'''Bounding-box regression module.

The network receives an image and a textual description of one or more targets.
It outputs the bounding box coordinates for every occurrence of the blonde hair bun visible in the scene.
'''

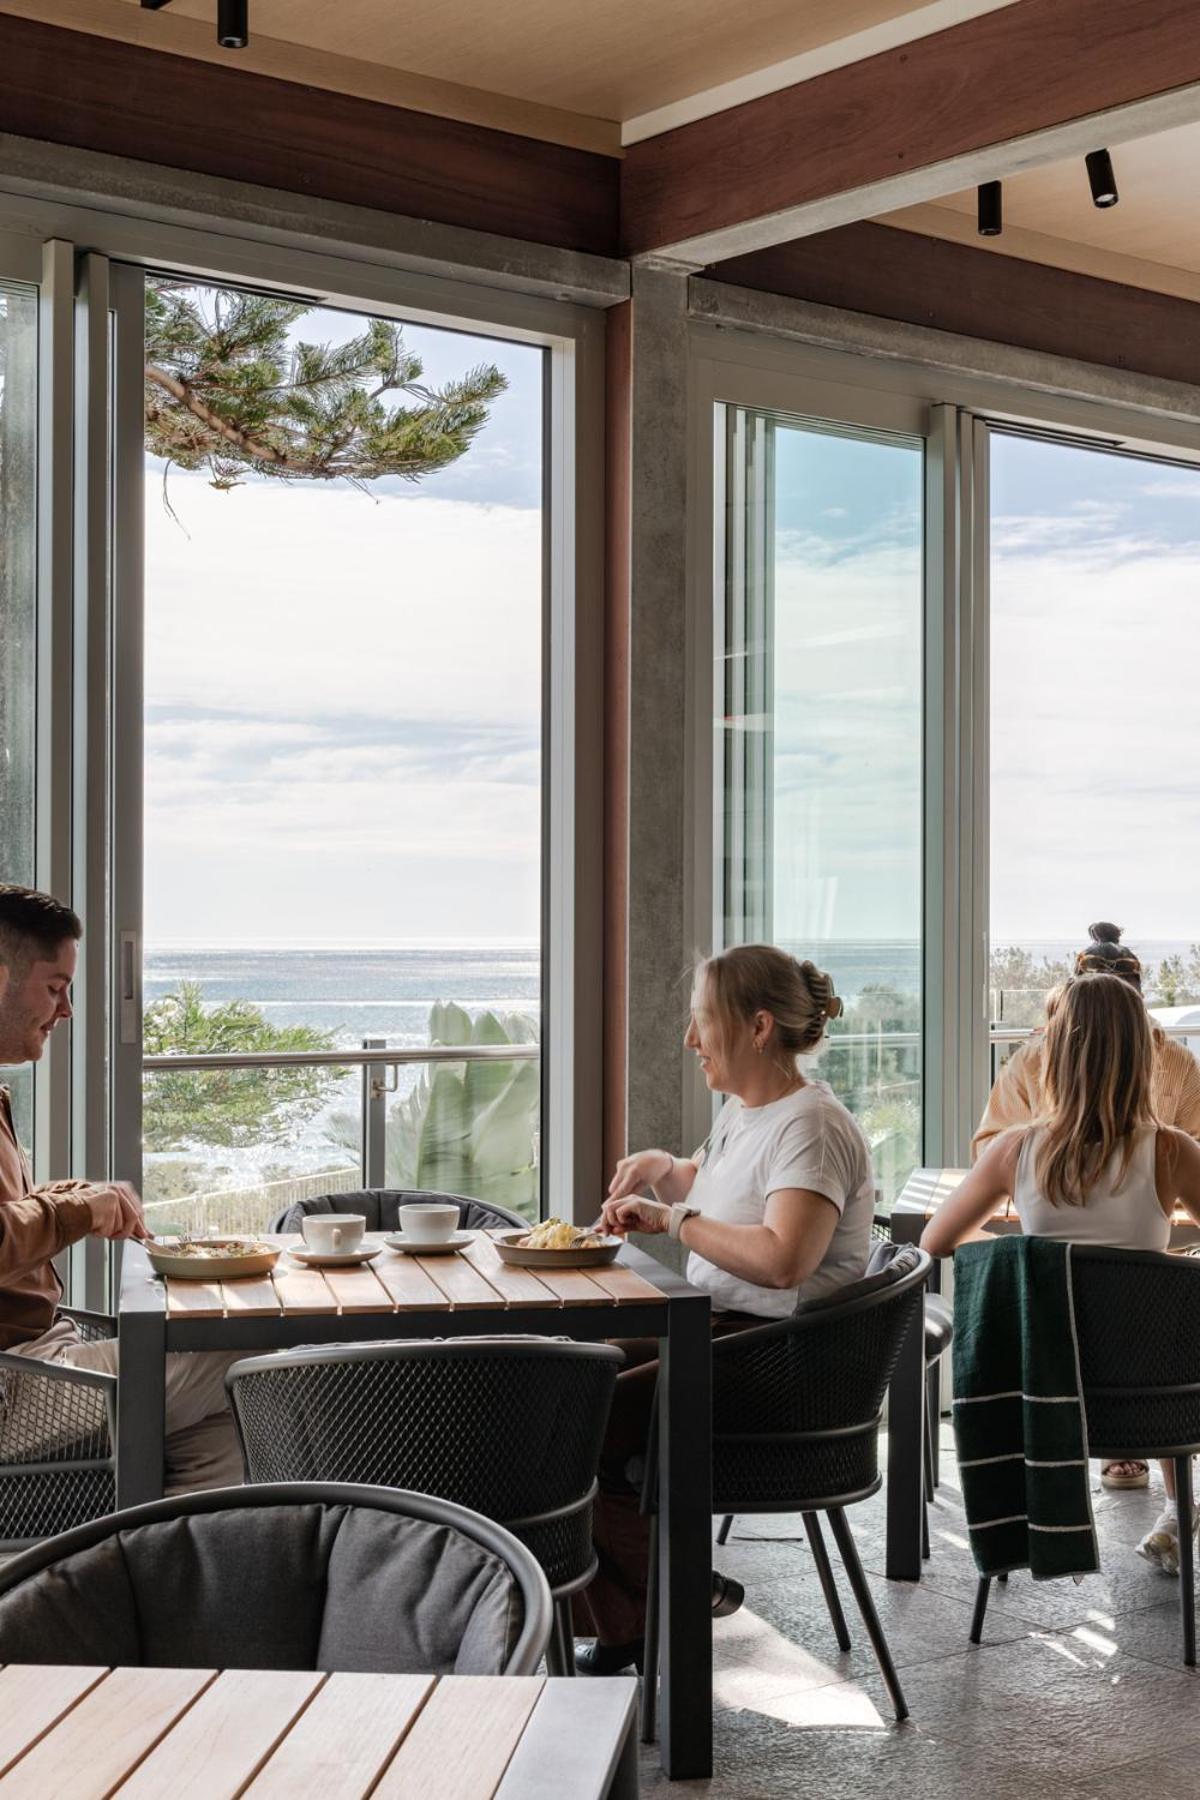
[696,945,842,1072]
[798,958,843,1022]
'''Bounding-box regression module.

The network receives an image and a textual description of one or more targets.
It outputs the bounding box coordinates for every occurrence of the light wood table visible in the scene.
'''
[116,1233,712,1781]
[0,1667,639,1799]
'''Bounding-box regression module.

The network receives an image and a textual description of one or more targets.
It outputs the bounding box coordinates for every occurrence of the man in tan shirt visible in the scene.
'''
[0,884,241,1491]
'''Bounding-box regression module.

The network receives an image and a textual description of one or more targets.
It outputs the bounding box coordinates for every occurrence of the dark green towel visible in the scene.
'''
[952,1235,1098,1580]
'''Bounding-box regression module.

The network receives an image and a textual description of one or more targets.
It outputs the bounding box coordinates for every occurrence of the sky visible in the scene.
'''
[143,297,543,946]
[989,435,1200,943]
[753,421,1200,950]
[144,284,1200,952]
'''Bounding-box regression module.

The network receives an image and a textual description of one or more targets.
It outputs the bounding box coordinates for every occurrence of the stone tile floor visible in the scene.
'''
[636,1443,1199,1798]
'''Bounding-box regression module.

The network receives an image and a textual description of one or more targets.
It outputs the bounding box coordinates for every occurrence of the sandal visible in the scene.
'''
[1101,1459,1150,1490]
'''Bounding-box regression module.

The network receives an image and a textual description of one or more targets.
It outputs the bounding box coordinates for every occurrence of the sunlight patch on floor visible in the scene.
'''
[712,1605,885,1727]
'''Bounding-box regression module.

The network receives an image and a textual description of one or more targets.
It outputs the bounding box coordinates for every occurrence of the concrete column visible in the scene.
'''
[604,262,692,1167]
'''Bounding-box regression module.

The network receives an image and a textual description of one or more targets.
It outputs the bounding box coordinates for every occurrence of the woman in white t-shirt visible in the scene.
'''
[574,944,875,1674]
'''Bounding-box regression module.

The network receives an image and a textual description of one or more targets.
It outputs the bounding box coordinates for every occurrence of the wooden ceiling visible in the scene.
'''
[0,0,1010,150]
[878,121,1200,302]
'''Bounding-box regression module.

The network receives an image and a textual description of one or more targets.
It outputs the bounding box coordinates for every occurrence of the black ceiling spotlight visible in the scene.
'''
[977,180,1002,237]
[1085,148,1118,208]
[140,0,249,50]
[217,0,249,49]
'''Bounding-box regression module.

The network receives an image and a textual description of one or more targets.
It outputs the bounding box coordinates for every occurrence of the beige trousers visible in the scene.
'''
[16,1321,245,1497]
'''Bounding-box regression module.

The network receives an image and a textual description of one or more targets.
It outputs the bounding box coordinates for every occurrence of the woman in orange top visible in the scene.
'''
[973,920,1200,1491]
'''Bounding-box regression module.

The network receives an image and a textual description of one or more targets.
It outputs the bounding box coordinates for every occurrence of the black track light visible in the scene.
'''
[217,0,249,48]
[1085,149,1118,208]
[141,0,248,49]
[977,180,1002,237]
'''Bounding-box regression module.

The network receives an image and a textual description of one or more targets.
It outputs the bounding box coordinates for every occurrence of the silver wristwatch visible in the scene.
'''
[668,1203,699,1241]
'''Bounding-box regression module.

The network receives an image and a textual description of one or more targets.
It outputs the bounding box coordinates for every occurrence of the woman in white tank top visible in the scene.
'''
[923,973,1200,1577]
[1011,1123,1170,1252]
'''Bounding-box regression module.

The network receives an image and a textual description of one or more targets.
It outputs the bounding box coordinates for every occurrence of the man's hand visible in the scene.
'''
[599,1195,672,1237]
[607,1150,674,1202]
[86,1182,151,1242]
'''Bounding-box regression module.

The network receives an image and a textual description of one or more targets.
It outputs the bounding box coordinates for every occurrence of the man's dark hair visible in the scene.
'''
[0,885,82,971]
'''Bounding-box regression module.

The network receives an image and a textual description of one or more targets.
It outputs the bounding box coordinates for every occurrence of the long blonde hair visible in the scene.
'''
[695,945,843,1080]
[1034,972,1157,1207]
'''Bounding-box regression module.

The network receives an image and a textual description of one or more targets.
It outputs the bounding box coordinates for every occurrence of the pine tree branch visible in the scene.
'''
[146,363,298,471]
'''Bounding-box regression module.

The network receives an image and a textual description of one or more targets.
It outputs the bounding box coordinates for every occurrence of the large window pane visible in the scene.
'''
[141,279,544,1226]
[718,409,924,1203]
[0,281,37,1146]
[990,433,1200,1069]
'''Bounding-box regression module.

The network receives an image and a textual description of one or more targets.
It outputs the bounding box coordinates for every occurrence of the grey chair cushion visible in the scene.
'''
[0,1502,524,1675]
[796,1239,923,1315]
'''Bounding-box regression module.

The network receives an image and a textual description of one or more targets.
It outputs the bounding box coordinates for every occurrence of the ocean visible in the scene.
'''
[144,943,542,1049]
[144,936,1200,1048]
[140,937,1199,1212]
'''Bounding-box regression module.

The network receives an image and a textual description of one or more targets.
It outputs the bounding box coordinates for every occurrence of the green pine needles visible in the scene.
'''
[144,281,508,492]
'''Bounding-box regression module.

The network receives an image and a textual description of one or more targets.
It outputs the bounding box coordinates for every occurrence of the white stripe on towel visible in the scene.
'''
[958,1455,1087,1470]
[953,1392,1079,1406]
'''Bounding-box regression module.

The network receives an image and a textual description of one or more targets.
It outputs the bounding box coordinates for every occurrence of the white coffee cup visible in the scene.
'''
[398,1202,459,1245]
[301,1213,366,1254]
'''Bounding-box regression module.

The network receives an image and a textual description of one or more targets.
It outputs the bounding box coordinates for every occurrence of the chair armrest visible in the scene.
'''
[58,1307,117,1342]
[0,1354,117,1466]
[0,1353,116,1394]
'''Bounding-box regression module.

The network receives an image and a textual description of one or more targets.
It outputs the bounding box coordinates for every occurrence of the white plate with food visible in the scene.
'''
[494,1219,622,1269]
[147,1238,282,1281]
[383,1231,475,1256]
[289,1245,382,1269]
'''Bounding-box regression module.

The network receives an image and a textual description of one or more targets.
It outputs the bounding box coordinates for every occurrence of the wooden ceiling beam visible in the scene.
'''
[622,0,1200,265]
[0,14,620,257]
[707,221,1200,390]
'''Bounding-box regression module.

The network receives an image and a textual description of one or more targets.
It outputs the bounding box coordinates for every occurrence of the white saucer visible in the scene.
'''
[384,1231,474,1256]
[291,1245,381,1268]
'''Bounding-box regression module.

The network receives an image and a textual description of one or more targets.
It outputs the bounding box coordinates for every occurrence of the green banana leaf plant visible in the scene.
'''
[387,1002,541,1221]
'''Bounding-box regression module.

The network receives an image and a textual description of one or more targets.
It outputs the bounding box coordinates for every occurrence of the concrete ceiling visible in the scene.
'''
[880,121,1200,302]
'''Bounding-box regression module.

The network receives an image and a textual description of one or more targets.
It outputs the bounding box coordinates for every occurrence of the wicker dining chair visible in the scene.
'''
[969,1244,1200,1666]
[718,1224,952,1560]
[643,1245,931,1737]
[0,1308,117,1550]
[0,1481,553,1676]
[270,1186,529,1236]
[226,1336,622,1677]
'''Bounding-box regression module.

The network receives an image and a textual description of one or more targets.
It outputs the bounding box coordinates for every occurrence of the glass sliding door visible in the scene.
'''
[989,431,1200,1075]
[717,406,925,1202]
[129,274,546,1232]
[0,277,39,1146]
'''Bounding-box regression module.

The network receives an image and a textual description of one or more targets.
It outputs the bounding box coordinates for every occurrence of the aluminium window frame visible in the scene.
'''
[686,319,1200,1170]
[0,190,605,1262]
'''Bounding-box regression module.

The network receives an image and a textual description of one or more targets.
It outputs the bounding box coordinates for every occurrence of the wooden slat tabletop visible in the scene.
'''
[0,1670,638,1799]
[157,1232,670,1321]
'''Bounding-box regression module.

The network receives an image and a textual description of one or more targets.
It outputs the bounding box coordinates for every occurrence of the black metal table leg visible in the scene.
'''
[658,1289,712,1780]
[116,1250,167,1508]
[885,1232,926,1582]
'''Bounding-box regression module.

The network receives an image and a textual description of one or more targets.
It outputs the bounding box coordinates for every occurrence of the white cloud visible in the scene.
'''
[143,473,542,941]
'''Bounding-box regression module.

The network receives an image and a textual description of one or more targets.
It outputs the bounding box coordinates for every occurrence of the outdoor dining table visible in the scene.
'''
[116,1232,711,1781]
[0,1666,639,1798]
[885,1166,1200,1581]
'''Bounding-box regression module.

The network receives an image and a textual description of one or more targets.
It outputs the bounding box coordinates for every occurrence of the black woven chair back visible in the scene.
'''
[1069,1246,1200,1455]
[228,1340,622,1593]
[711,1248,930,1511]
[270,1187,529,1235]
[0,1482,552,1676]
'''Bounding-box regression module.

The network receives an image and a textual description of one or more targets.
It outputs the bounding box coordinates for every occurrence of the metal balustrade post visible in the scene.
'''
[362,1037,389,1189]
